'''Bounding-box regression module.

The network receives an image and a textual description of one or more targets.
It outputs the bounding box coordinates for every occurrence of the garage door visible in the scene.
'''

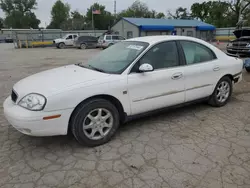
[146,31,161,36]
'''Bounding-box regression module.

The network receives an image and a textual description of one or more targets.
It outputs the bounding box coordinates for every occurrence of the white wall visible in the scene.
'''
[111,19,139,39]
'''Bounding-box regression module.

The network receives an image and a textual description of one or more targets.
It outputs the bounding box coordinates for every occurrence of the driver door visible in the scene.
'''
[127,41,185,115]
[65,35,74,46]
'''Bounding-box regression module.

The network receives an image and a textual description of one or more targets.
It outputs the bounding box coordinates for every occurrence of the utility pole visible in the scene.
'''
[114,0,116,18]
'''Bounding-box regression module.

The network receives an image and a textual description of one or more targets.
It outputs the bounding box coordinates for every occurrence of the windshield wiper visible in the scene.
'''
[76,63,106,73]
[88,65,105,73]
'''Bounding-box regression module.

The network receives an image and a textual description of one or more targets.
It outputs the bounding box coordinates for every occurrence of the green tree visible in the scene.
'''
[118,0,152,18]
[65,10,85,30]
[156,12,165,19]
[191,2,210,21]
[0,0,40,28]
[47,0,70,29]
[168,7,192,19]
[0,17,4,28]
[85,3,114,30]
[229,0,250,26]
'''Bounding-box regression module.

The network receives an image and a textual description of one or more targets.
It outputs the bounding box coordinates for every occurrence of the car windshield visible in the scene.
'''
[78,41,149,74]
[62,35,69,39]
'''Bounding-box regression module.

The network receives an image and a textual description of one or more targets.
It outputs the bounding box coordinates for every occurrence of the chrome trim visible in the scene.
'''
[186,84,213,91]
[133,90,184,102]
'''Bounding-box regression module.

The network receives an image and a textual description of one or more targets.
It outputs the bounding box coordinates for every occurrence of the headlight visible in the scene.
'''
[18,93,46,111]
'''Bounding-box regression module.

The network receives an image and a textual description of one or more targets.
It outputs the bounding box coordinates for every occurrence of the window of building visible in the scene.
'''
[127,31,133,39]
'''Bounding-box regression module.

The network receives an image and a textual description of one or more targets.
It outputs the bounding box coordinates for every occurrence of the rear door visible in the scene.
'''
[177,40,220,102]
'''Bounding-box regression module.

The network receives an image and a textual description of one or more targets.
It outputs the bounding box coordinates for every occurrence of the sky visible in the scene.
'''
[0,0,206,27]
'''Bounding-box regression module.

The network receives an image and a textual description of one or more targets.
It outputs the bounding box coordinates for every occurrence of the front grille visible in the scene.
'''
[11,90,18,103]
[232,42,248,47]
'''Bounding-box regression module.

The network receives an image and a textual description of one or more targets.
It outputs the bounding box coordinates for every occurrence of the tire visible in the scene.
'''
[246,67,250,72]
[208,76,232,107]
[80,43,87,49]
[58,42,65,49]
[108,43,113,47]
[71,99,120,147]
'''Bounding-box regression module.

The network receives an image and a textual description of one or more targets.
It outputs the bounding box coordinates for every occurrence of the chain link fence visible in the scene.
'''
[1,29,107,48]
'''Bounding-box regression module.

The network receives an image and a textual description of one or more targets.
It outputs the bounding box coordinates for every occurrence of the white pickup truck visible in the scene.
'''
[53,34,78,49]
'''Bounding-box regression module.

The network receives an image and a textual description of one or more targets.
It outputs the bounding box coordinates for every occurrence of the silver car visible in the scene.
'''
[98,35,126,49]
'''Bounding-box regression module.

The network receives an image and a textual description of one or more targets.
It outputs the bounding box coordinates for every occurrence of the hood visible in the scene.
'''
[233,29,250,38]
[13,64,110,98]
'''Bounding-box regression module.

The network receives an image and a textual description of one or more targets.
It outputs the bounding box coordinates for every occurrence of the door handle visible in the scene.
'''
[171,73,183,80]
[213,66,220,71]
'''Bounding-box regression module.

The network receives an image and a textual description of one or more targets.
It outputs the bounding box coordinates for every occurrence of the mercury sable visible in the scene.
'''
[3,36,243,147]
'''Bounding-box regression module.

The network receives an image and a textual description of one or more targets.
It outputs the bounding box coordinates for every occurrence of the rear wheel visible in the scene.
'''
[71,99,120,147]
[80,43,87,49]
[208,76,232,107]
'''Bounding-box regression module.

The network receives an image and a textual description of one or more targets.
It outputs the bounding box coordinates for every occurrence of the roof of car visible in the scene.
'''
[126,35,201,44]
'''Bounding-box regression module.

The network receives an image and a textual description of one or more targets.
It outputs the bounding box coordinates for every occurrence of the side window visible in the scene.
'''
[106,36,111,40]
[180,41,216,65]
[112,36,119,40]
[118,36,125,40]
[67,35,73,39]
[73,35,78,38]
[131,41,179,72]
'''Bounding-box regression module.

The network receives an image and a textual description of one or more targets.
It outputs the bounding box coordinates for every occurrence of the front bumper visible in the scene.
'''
[3,96,73,136]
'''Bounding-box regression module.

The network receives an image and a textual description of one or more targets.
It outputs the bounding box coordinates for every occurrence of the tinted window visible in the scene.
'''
[67,35,73,39]
[132,41,179,71]
[118,36,125,40]
[79,36,88,41]
[106,36,111,40]
[112,36,119,40]
[180,41,216,65]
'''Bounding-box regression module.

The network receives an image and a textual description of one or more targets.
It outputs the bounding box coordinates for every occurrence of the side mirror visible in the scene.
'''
[138,63,154,73]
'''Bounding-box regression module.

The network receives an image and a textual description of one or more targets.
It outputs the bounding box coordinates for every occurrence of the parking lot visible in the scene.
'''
[1,43,250,188]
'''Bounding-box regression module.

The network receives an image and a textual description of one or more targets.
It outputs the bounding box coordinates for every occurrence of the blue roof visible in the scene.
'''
[123,17,215,31]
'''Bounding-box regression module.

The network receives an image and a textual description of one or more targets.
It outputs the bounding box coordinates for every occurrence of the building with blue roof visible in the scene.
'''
[111,17,216,41]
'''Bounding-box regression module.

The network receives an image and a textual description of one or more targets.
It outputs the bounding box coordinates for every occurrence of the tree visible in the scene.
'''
[118,0,152,18]
[168,7,192,19]
[156,12,165,19]
[0,0,40,28]
[228,0,250,26]
[118,1,165,19]
[191,2,210,21]
[85,3,114,30]
[64,10,85,30]
[47,0,70,29]
[0,17,4,28]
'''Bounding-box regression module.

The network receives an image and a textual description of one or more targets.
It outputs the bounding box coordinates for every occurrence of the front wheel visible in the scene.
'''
[58,42,65,49]
[71,99,120,147]
[208,76,232,107]
[80,43,87,49]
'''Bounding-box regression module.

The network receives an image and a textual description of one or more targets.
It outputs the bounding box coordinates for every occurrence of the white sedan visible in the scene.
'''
[4,36,243,147]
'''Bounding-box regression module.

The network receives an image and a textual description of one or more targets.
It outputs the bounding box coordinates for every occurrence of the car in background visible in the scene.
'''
[53,34,78,49]
[73,36,98,49]
[244,58,250,72]
[3,36,243,147]
[98,35,125,49]
[226,29,250,57]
